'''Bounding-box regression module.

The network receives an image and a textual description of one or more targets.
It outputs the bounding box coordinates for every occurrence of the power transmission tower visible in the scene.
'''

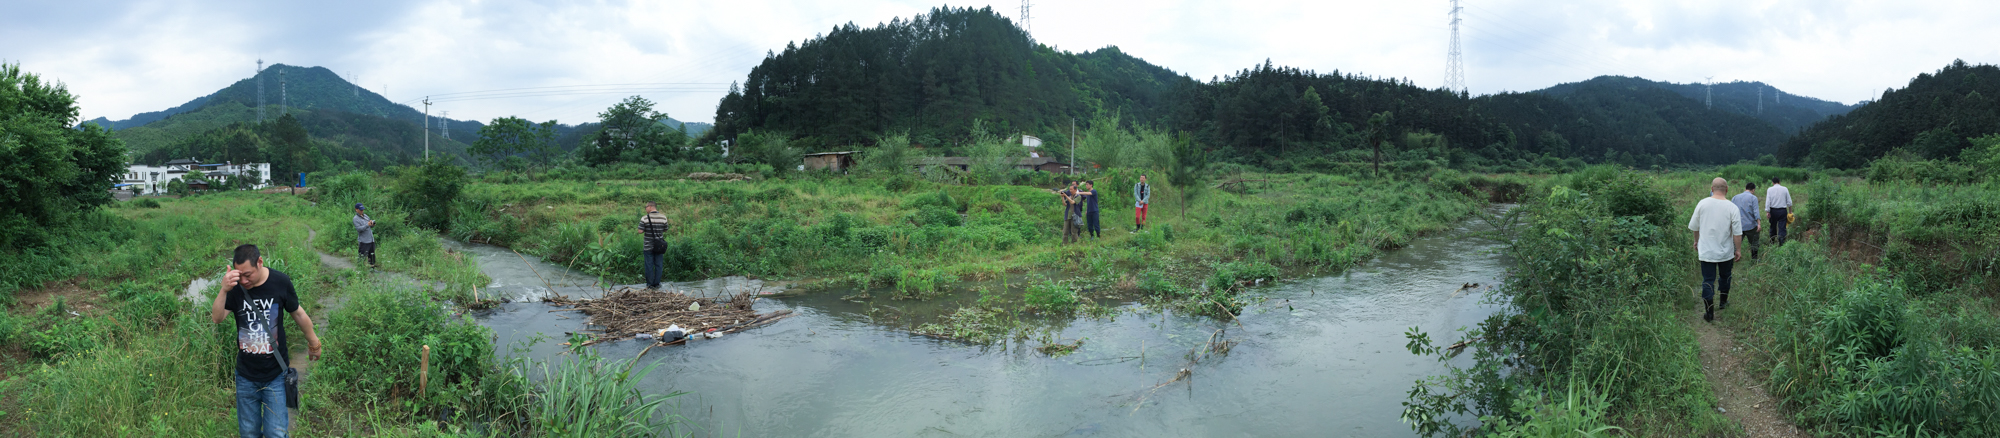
[1020,0,1031,33]
[423,97,432,160]
[351,71,358,98]
[1757,87,1763,115]
[1443,0,1465,94]
[279,67,288,117]
[440,111,450,140]
[256,59,266,122]
[1704,76,1714,109]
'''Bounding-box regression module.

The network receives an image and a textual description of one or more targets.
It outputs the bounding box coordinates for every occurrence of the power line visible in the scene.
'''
[1444,0,1465,93]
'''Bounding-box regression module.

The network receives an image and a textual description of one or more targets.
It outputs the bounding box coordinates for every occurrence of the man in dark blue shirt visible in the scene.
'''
[1083,181,1101,239]
[209,244,322,438]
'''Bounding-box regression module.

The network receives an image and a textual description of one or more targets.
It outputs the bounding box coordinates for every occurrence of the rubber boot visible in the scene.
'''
[1719,292,1729,310]
[1703,298,1715,322]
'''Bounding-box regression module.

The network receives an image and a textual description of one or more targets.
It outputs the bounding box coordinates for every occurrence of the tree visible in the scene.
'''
[1166,132,1210,220]
[0,63,128,247]
[732,130,802,174]
[1365,111,1393,177]
[392,158,467,231]
[966,121,1023,185]
[580,96,687,166]
[471,116,559,172]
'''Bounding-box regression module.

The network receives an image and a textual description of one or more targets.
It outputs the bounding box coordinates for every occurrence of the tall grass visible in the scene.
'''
[1404,167,1730,436]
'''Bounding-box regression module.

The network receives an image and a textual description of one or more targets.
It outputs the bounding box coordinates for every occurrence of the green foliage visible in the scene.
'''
[1555,165,1673,226]
[857,132,922,176]
[1784,60,2000,166]
[731,130,803,174]
[1022,278,1080,313]
[1866,152,1983,185]
[317,285,494,403]
[392,159,468,230]
[579,95,700,166]
[1752,247,2000,436]
[1405,170,1728,437]
[514,349,684,437]
[1719,163,1812,186]
[0,62,130,249]
[471,116,560,171]
[966,120,1025,185]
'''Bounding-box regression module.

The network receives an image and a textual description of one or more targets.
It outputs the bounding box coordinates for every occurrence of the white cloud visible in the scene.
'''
[5,0,1998,125]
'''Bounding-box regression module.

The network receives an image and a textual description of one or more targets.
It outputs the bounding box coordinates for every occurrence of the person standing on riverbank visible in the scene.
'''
[1766,178,1793,246]
[1058,182,1081,244]
[1733,182,1762,261]
[353,203,376,268]
[1083,180,1102,239]
[639,202,671,290]
[210,244,322,438]
[1133,175,1151,231]
[1689,177,1744,322]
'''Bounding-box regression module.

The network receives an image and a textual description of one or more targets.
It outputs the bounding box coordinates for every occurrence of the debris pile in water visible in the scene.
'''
[548,287,792,346]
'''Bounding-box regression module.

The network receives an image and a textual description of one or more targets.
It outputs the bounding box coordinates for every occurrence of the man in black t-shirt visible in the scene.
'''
[208,244,322,438]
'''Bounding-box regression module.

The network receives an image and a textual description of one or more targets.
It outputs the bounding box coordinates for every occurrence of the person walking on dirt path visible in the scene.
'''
[1133,175,1152,231]
[1083,180,1102,239]
[353,203,376,268]
[210,244,322,438]
[1766,178,1793,246]
[639,202,672,290]
[1690,177,1744,322]
[1733,181,1762,261]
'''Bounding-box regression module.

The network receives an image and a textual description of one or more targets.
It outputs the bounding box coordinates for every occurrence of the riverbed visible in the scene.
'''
[469,211,1513,437]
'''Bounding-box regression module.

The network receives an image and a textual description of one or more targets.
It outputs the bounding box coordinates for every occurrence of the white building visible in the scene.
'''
[123,158,273,194]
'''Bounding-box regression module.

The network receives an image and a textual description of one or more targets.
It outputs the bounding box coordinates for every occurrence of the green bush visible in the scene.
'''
[0,310,19,346]
[317,286,494,402]
[1023,278,1080,312]
[907,206,962,227]
[391,159,468,231]
[28,315,107,360]
[1720,163,1811,186]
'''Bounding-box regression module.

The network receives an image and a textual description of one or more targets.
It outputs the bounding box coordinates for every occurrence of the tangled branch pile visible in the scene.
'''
[549,287,790,345]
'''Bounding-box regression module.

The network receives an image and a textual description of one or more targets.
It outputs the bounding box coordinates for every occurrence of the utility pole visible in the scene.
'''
[1704,76,1714,109]
[1069,118,1076,175]
[1443,0,1465,94]
[256,59,266,122]
[423,97,432,160]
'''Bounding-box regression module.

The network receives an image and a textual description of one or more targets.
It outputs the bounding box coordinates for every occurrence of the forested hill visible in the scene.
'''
[1539,76,1855,134]
[708,6,1808,167]
[90,64,485,137]
[1780,60,2000,168]
[709,6,1195,149]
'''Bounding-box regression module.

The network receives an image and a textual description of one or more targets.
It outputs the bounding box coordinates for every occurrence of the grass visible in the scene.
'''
[1723,178,2000,436]
[0,189,694,436]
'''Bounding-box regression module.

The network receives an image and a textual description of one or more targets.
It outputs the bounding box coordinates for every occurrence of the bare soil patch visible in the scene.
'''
[13,276,107,317]
[1690,287,1806,438]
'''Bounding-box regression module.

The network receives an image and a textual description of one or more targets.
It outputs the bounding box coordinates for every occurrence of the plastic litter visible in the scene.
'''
[635,333,655,340]
[688,302,701,311]
[661,324,687,341]
[706,332,723,339]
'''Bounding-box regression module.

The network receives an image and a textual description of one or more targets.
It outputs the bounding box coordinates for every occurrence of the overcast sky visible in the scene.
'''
[6,0,1997,126]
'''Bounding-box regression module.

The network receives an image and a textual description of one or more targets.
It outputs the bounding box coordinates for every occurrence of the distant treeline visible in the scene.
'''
[1783,60,2000,168]
[706,6,1825,169]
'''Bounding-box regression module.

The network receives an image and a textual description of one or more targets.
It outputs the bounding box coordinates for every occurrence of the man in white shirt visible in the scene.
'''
[1766,178,1793,246]
[1689,177,1743,322]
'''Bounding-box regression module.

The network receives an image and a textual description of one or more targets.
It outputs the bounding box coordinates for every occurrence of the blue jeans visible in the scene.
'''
[644,251,664,288]
[235,373,288,438]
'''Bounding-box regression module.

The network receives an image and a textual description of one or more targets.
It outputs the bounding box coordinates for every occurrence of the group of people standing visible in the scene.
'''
[1053,175,1153,244]
[1688,177,1794,322]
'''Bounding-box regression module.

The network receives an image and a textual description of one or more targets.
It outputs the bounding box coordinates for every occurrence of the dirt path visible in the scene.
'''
[1689,288,1806,438]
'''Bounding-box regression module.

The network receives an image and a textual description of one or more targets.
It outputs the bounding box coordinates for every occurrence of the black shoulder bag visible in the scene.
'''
[644,216,669,255]
[241,287,301,409]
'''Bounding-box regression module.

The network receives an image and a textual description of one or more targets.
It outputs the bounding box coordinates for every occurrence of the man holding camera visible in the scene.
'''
[209,244,323,438]
[353,203,376,268]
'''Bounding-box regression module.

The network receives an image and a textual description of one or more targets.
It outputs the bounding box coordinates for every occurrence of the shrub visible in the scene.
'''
[907,206,962,227]
[0,311,18,346]
[317,286,494,402]
[1023,278,1080,312]
[391,159,468,231]
[133,198,161,208]
[27,314,106,360]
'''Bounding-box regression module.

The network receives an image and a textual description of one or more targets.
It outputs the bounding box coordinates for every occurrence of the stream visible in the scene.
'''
[467,210,1514,437]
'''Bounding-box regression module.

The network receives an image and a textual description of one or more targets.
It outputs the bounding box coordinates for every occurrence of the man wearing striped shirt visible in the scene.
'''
[638,202,671,290]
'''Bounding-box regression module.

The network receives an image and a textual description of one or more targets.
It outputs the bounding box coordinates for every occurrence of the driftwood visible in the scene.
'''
[548,287,773,346]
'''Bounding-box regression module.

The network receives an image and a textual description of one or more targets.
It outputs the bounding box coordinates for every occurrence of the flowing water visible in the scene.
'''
[469,211,1514,437]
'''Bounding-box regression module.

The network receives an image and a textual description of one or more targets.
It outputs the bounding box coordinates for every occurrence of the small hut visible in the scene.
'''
[802,151,860,172]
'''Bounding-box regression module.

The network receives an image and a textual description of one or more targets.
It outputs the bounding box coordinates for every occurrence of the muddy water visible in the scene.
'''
[470,212,1512,437]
